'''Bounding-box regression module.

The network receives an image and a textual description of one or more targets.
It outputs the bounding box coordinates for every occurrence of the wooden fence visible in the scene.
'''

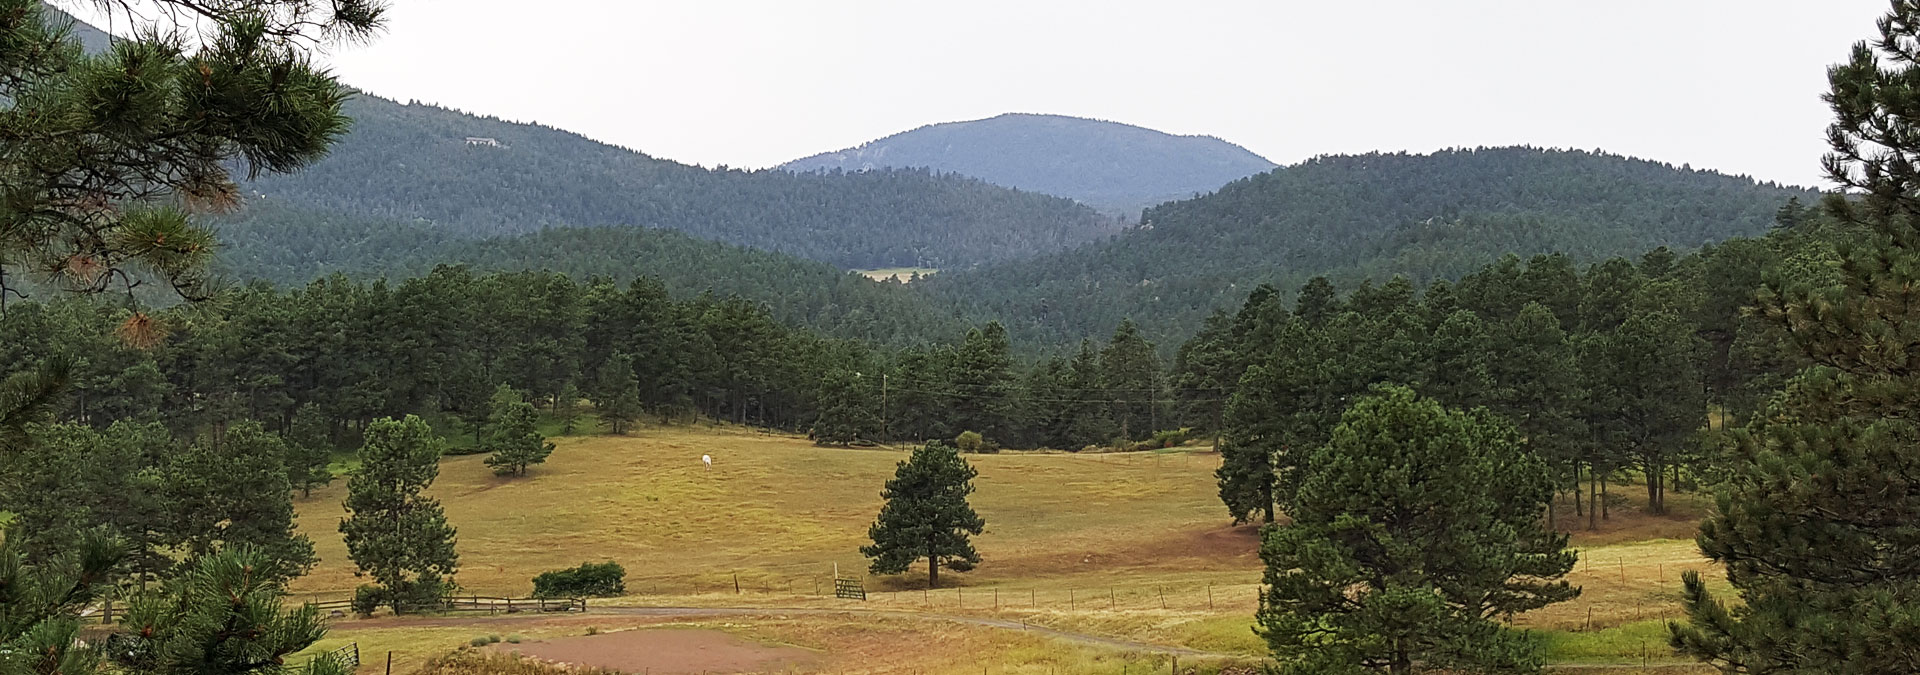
[89,595,585,624]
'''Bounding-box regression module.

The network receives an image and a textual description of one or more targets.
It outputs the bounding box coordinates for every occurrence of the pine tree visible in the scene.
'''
[595,353,643,435]
[113,547,349,675]
[1099,319,1162,440]
[1422,309,1493,409]
[285,403,335,498]
[1294,276,1341,324]
[1257,386,1577,675]
[0,527,123,675]
[480,385,554,477]
[339,415,458,614]
[948,322,1017,441]
[812,370,881,446]
[1673,4,1920,668]
[861,442,985,588]
[0,0,383,308]
[554,381,583,435]
[165,421,316,582]
[1488,302,1586,528]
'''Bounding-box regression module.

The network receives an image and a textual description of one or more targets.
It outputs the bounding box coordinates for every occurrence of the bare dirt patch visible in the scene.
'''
[493,628,817,674]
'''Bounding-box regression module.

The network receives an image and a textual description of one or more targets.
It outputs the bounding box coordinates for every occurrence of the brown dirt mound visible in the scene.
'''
[493,628,817,674]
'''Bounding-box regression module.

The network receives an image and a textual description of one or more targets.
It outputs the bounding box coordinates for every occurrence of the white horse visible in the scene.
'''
[701,454,712,470]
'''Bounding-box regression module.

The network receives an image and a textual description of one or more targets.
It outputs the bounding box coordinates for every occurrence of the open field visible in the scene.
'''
[290,424,1725,672]
[857,267,940,282]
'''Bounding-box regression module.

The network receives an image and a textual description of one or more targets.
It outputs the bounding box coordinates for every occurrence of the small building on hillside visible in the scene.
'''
[464,136,502,147]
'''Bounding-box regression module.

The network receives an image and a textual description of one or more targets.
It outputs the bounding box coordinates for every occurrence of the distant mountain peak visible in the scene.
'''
[780,113,1277,214]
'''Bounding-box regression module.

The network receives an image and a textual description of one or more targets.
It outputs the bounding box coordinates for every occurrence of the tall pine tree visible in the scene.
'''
[1257,386,1577,675]
[339,415,458,614]
[1673,4,1920,668]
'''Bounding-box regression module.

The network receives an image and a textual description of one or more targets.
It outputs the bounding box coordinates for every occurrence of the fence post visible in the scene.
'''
[1069,589,1075,611]
[994,588,999,610]
[1207,585,1213,610]
[102,599,111,625]
[733,573,740,594]
[1159,587,1166,609]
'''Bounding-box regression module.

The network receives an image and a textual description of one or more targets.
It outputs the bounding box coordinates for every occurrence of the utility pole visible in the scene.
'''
[881,373,889,446]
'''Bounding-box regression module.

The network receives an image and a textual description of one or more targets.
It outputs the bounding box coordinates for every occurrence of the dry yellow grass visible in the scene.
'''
[290,426,1242,596]
[289,425,1725,669]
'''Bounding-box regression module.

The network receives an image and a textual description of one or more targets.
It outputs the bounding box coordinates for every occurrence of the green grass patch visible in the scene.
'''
[1539,620,1684,664]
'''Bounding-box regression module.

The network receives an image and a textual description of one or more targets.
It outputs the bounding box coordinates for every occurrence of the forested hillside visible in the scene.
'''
[922,147,1817,345]
[211,207,976,345]
[781,113,1277,214]
[233,93,1117,269]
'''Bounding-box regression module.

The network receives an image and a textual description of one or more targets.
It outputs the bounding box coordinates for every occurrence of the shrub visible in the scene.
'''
[487,635,501,644]
[469,637,493,647]
[531,561,626,598]
[351,585,386,616]
[505,635,523,644]
[954,431,998,454]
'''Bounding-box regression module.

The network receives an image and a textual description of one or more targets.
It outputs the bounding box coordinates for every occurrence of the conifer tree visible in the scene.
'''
[1294,276,1341,324]
[812,370,881,446]
[285,403,335,498]
[165,421,316,582]
[0,527,123,675]
[113,547,348,675]
[1258,386,1578,675]
[0,0,384,308]
[1488,302,1585,526]
[1100,319,1162,439]
[480,385,554,477]
[554,381,583,435]
[1673,4,1920,667]
[948,322,1017,441]
[595,353,643,435]
[1422,309,1493,409]
[339,415,458,614]
[1059,339,1117,447]
[861,442,985,588]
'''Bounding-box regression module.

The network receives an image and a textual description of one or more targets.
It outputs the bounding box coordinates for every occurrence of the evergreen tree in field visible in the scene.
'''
[0,0,383,314]
[165,421,316,582]
[554,381,583,435]
[1673,4,1920,668]
[595,353,643,435]
[948,322,1017,442]
[861,442,985,588]
[1100,319,1162,439]
[1061,339,1117,447]
[339,416,458,614]
[113,547,348,675]
[812,370,881,446]
[480,385,554,477]
[1258,386,1578,675]
[286,403,335,498]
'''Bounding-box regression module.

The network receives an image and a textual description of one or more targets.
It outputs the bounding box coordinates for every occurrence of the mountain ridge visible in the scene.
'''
[780,113,1278,214]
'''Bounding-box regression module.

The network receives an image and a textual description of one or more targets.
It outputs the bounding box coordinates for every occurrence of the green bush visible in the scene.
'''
[469,637,492,647]
[954,431,999,454]
[351,585,386,616]
[531,561,626,598]
[505,635,523,644]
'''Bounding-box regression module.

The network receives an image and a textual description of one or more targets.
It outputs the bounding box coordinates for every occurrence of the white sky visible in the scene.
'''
[79,1,1897,188]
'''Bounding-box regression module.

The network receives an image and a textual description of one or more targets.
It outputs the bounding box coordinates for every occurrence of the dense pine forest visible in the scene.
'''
[924,147,1818,345]
[230,92,1120,269]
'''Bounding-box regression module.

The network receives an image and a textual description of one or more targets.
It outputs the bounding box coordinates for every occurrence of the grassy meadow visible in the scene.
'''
[292,422,1724,671]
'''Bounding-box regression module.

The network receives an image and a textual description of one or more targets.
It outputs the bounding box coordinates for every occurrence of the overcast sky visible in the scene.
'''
[130,1,1906,187]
